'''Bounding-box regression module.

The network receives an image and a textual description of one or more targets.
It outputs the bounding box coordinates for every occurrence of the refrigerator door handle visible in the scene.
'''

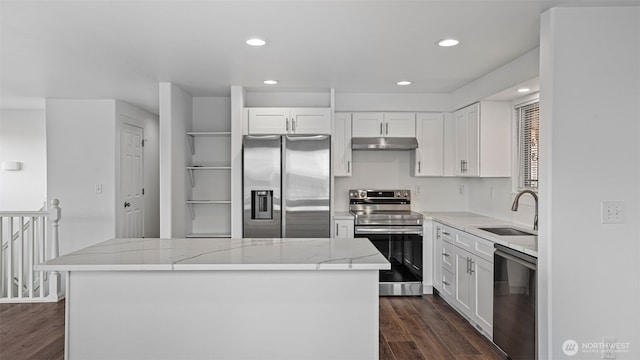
[281,136,287,237]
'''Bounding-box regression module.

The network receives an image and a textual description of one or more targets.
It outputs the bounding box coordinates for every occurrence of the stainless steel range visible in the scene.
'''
[350,189,424,296]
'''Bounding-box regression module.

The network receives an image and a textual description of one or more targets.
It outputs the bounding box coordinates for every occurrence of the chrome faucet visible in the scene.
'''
[511,190,538,231]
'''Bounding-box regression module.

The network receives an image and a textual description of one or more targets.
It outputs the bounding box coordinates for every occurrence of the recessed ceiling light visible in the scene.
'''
[397,81,412,86]
[437,38,460,47]
[517,87,531,93]
[263,80,278,85]
[246,38,266,46]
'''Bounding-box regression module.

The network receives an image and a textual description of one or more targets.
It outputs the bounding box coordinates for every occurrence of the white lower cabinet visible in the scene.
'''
[472,255,494,334]
[434,222,493,339]
[334,218,354,238]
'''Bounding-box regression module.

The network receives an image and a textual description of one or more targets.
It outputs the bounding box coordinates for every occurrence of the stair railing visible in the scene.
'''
[0,199,62,303]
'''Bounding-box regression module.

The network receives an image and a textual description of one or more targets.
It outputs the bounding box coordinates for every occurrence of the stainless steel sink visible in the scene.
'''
[478,227,536,236]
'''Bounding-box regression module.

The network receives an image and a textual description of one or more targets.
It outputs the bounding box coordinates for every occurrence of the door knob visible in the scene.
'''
[124,202,131,208]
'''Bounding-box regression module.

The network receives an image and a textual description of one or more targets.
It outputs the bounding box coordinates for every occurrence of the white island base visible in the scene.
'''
[37,238,389,360]
[67,270,378,359]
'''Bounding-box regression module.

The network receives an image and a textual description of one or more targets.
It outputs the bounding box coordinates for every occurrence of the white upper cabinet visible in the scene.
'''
[290,108,332,134]
[383,112,416,137]
[248,107,289,134]
[248,107,331,135]
[413,113,444,176]
[352,112,416,138]
[453,101,511,177]
[333,113,352,177]
[454,103,480,176]
[351,112,384,137]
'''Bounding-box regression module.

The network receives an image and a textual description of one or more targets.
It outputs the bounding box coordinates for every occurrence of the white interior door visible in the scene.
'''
[120,123,144,238]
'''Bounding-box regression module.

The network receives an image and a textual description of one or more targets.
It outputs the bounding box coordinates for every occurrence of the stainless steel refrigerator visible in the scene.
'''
[243,135,330,238]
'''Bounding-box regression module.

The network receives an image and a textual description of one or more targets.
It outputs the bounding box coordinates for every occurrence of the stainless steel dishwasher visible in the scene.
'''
[493,244,537,360]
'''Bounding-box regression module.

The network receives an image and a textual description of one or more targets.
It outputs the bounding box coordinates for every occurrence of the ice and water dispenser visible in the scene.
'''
[251,190,273,220]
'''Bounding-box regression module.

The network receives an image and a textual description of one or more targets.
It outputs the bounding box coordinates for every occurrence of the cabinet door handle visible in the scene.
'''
[380,123,383,136]
[443,280,450,286]
[442,231,450,236]
[418,161,421,173]
[347,160,350,173]
[292,119,296,132]
[442,252,450,257]
[385,122,389,135]
[469,259,475,274]
[286,118,289,132]
[336,226,338,237]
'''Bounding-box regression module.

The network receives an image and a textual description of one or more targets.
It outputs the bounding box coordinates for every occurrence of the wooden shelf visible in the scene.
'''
[186,132,231,154]
[186,166,232,187]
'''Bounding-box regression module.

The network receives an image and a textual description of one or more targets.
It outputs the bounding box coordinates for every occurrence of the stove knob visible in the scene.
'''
[359,191,366,198]
[395,191,400,197]
[404,191,409,197]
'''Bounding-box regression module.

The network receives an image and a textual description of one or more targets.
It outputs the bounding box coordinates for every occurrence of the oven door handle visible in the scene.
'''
[355,227,423,235]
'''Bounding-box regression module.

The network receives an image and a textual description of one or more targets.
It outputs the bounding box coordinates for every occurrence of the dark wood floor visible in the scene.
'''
[0,294,505,360]
[0,300,65,360]
[380,295,506,360]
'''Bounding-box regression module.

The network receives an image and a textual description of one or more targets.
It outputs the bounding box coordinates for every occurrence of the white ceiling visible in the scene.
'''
[1,0,638,114]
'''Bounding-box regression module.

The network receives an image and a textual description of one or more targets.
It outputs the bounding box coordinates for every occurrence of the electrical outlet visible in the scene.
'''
[602,337,616,359]
[95,184,103,194]
[601,201,624,224]
[459,185,465,195]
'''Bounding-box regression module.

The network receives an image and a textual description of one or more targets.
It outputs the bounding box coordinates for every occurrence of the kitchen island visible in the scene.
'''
[36,237,390,360]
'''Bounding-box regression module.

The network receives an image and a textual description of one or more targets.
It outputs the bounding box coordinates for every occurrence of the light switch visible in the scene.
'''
[601,201,624,224]
[95,184,103,194]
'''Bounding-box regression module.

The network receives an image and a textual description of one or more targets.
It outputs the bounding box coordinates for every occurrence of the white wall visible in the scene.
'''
[335,93,452,112]
[230,86,244,237]
[334,151,469,212]
[0,108,47,211]
[451,47,540,110]
[539,7,640,359]
[115,101,160,238]
[159,83,192,238]
[47,99,159,253]
[46,100,117,254]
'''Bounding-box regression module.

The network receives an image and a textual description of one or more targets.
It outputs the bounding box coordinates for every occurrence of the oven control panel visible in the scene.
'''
[349,189,410,200]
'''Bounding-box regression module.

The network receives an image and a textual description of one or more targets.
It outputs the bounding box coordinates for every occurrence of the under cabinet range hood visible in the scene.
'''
[351,137,419,150]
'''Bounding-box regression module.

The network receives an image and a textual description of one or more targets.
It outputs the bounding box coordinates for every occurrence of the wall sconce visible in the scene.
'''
[2,161,22,171]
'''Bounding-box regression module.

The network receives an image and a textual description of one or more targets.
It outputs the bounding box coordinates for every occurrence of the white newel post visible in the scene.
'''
[47,199,62,301]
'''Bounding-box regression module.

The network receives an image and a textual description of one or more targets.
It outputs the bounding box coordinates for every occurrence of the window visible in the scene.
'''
[516,100,540,189]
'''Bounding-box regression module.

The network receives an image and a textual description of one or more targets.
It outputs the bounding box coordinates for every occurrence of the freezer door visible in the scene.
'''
[243,135,281,238]
[283,135,331,237]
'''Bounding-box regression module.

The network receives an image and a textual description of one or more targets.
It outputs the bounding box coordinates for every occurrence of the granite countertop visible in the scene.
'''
[423,211,538,257]
[35,238,391,272]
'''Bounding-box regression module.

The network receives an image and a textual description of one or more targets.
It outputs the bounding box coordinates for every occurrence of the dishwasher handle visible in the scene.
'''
[494,248,537,270]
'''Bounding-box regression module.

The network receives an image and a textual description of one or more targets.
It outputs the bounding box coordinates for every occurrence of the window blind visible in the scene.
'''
[517,101,539,189]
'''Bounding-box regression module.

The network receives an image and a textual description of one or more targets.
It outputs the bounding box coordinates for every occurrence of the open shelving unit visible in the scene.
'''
[185,99,232,238]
